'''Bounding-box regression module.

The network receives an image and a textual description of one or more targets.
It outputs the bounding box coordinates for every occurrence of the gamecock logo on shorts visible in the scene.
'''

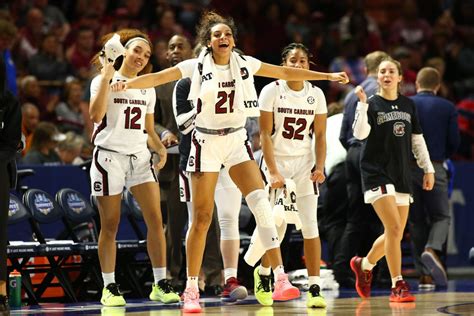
[94,181,102,192]
[188,156,195,167]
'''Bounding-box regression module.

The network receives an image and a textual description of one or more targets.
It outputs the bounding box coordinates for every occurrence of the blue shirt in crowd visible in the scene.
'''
[410,91,460,160]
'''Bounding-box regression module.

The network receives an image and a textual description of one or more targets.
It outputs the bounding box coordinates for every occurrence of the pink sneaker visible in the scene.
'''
[272,273,300,301]
[182,287,201,313]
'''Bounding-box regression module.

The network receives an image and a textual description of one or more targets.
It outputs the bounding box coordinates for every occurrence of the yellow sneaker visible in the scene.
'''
[254,267,273,306]
[306,284,326,308]
[149,279,180,303]
[101,283,126,307]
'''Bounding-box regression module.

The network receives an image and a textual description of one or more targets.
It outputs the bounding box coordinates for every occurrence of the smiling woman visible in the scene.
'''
[88,28,180,307]
[109,11,350,313]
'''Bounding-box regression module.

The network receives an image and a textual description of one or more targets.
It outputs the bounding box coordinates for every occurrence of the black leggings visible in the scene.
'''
[0,160,10,282]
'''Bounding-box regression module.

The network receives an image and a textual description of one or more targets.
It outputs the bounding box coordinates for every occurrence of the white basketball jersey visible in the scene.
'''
[259,80,327,157]
[177,57,261,129]
[90,72,156,154]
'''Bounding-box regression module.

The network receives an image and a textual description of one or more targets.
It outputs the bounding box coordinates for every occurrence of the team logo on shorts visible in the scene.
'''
[140,89,147,95]
[94,181,102,192]
[188,156,195,167]
[307,96,315,104]
[393,122,405,136]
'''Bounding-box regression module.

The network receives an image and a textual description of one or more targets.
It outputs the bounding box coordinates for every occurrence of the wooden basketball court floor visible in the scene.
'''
[9,279,474,315]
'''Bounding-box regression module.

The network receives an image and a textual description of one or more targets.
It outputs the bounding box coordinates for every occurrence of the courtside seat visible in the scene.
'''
[23,189,80,302]
[56,188,102,297]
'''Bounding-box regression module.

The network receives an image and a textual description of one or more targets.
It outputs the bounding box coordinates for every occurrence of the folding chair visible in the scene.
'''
[56,188,102,298]
[22,189,79,302]
[7,193,39,304]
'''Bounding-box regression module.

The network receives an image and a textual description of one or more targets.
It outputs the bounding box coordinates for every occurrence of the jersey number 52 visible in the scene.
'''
[282,117,307,140]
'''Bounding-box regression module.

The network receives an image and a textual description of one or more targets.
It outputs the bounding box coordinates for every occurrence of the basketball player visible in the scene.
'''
[350,56,435,302]
[257,43,327,308]
[174,76,248,302]
[111,11,348,312]
[89,29,179,306]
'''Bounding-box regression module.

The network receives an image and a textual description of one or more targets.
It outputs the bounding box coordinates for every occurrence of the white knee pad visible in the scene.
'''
[246,189,279,250]
[297,194,319,239]
[215,187,241,240]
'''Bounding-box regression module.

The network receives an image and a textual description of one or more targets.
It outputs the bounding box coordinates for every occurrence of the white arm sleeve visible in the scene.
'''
[412,134,435,173]
[352,101,371,140]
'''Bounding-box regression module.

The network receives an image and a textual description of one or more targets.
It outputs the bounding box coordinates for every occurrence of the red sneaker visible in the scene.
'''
[221,277,248,302]
[390,280,416,302]
[350,256,373,298]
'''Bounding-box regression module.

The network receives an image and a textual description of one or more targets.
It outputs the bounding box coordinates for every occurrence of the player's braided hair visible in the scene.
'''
[280,43,314,66]
[195,11,237,50]
[91,28,153,76]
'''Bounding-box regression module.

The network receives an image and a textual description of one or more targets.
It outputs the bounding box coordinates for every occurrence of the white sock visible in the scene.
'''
[102,272,115,287]
[259,265,271,276]
[224,268,238,282]
[187,276,199,290]
[392,275,403,288]
[361,257,375,271]
[273,265,285,277]
[308,276,321,287]
[153,267,167,284]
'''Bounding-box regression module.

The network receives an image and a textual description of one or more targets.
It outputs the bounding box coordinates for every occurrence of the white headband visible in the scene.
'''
[124,37,150,48]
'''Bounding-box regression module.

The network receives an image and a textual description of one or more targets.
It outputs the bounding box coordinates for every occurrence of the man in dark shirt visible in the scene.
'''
[409,67,460,289]
[334,51,388,287]
[0,54,22,313]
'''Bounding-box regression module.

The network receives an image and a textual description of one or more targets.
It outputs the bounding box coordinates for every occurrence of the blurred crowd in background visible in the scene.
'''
[0,0,473,164]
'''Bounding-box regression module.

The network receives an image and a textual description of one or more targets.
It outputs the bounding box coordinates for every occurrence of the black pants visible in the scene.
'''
[0,160,12,283]
[333,145,384,282]
[320,162,349,275]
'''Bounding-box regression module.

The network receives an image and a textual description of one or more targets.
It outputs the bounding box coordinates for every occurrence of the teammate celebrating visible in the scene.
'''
[257,43,327,308]
[111,11,348,312]
[350,56,435,302]
[89,29,179,307]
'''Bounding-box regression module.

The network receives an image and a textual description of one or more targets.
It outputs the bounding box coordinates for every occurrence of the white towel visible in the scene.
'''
[188,49,260,117]
[244,179,302,266]
[269,179,302,230]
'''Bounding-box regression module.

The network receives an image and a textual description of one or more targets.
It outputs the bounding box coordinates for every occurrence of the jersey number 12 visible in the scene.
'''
[124,107,142,129]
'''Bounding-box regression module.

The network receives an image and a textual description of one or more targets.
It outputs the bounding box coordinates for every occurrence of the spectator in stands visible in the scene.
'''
[328,36,365,99]
[19,75,59,121]
[0,54,22,314]
[32,0,71,42]
[392,46,417,96]
[0,18,18,95]
[15,7,45,69]
[21,102,40,155]
[409,67,460,289]
[66,26,95,80]
[28,32,71,82]
[338,0,382,56]
[55,80,86,134]
[285,0,313,45]
[151,38,169,72]
[389,0,432,48]
[21,121,63,165]
[150,9,186,43]
[56,132,85,165]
